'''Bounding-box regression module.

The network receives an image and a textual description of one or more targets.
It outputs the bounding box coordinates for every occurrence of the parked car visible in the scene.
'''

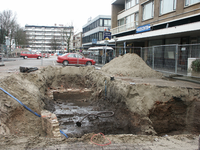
[42,53,50,58]
[57,53,96,66]
[20,51,42,59]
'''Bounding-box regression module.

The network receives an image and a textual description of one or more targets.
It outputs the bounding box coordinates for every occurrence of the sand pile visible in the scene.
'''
[101,53,163,78]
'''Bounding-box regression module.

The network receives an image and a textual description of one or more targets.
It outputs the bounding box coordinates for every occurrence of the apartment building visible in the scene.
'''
[25,25,74,51]
[73,32,82,50]
[82,15,112,47]
[110,0,200,47]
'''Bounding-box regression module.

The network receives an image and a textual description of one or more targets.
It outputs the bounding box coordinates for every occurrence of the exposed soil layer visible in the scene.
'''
[149,97,200,135]
[0,53,200,149]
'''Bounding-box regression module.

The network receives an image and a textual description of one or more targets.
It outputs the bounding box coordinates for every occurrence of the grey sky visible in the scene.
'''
[0,0,112,32]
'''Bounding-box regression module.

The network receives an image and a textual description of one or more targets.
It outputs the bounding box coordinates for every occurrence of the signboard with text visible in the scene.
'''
[92,39,97,44]
[136,24,151,33]
[104,32,111,40]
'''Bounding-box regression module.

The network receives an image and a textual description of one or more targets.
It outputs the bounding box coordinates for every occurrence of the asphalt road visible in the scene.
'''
[0,56,60,72]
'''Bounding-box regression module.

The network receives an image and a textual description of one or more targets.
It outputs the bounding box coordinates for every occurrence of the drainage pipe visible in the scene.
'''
[0,87,68,138]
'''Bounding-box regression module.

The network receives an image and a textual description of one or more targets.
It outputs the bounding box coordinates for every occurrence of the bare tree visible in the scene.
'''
[50,36,60,53]
[0,10,17,53]
[61,25,74,52]
[14,25,28,46]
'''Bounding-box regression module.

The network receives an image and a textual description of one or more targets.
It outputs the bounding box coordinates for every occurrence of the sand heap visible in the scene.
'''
[101,53,163,78]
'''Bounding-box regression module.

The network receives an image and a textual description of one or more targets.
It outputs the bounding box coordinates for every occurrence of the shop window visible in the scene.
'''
[149,40,163,47]
[160,0,176,15]
[143,1,154,20]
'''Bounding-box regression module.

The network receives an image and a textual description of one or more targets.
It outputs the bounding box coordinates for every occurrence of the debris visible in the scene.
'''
[130,82,135,85]
[19,66,38,73]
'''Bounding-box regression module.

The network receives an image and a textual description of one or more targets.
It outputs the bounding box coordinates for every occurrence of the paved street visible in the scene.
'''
[0,56,59,72]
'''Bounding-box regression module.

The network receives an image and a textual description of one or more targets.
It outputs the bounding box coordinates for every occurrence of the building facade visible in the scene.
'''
[110,0,200,47]
[82,15,111,47]
[73,32,82,50]
[25,25,74,51]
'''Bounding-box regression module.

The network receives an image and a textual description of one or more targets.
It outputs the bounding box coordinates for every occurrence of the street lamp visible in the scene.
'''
[113,36,118,57]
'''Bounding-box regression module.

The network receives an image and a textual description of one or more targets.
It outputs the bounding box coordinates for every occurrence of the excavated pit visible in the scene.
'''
[49,88,139,138]
[0,63,200,149]
[49,88,200,138]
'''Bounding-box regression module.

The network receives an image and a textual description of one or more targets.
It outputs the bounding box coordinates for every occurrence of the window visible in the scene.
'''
[143,1,154,20]
[104,19,111,26]
[68,54,75,58]
[118,18,125,26]
[160,0,176,15]
[99,32,103,41]
[126,0,139,9]
[126,0,131,9]
[185,0,200,6]
[135,12,139,27]
[131,0,135,6]
[126,14,135,29]
[100,19,103,26]
[104,20,108,26]
[76,54,82,58]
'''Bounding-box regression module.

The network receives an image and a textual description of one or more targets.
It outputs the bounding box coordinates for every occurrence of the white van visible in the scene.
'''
[87,46,114,64]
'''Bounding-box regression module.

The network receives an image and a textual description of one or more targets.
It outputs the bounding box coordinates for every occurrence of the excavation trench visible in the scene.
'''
[51,88,138,138]
[0,65,199,141]
[48,86,200,138]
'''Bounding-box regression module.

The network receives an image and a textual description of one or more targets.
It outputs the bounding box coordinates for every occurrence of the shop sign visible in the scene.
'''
[136,24,151,33]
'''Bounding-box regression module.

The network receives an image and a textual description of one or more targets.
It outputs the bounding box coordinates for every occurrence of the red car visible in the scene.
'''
[20,51,42,59]
[57,53,96,66]
[42,53,50,58]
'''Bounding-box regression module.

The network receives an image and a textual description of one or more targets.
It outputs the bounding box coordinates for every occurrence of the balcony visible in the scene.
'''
[111,21,138,35]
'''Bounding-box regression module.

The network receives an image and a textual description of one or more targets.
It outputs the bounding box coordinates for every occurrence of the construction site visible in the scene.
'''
[0,53,199,149]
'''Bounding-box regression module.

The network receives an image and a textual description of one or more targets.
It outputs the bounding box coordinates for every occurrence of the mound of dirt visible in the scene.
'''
[101,53,163,78]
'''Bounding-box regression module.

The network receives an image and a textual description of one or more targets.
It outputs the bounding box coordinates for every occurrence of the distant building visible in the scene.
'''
[82,15,112,47]
[73,32,82,50]
[25,25,74,51]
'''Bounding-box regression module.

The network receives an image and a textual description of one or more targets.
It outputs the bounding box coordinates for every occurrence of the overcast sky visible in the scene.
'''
[0,0,112,33]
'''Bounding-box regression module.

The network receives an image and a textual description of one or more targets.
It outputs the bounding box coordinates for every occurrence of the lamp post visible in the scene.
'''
[113,36,118,57]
